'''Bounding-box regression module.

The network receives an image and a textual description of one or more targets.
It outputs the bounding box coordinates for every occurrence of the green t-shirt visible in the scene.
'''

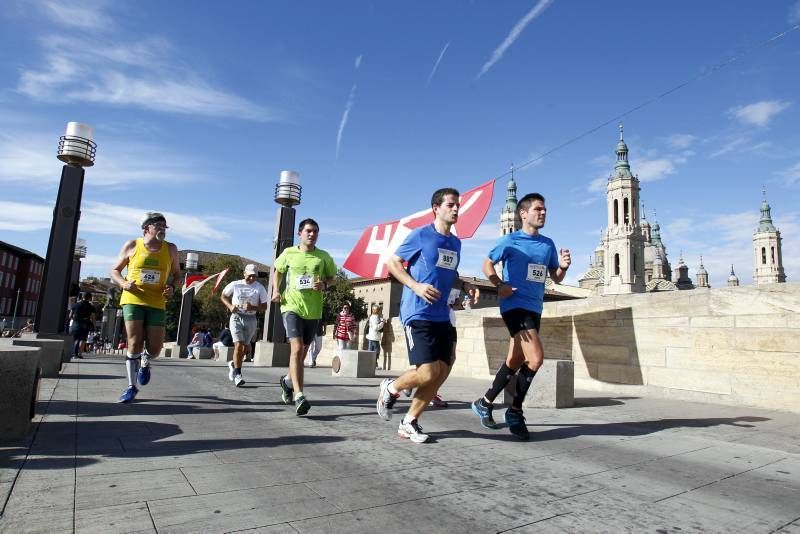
[274,246,337,319]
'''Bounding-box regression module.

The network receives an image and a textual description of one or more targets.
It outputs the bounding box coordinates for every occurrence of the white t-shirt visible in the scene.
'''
[366,314,384,342]
[222,279,268,316]
[447,288,461,326]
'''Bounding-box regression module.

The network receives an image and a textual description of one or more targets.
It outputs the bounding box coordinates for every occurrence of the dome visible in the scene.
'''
[646,278,677,292]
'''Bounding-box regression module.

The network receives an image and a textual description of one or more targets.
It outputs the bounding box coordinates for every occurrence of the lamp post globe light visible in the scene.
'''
[255,171,301,365]
[176,252,200,356]
[35,122,96,335]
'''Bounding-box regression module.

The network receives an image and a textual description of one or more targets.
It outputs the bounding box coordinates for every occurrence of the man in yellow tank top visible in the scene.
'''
[110,212,180,403]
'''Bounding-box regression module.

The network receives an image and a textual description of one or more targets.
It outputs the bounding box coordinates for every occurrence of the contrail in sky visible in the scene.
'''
[427,42,450,86]
[336,83,357,159]
[477,0,553,79]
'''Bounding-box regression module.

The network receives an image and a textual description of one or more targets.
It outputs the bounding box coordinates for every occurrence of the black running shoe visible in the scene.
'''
[504,408,530,441]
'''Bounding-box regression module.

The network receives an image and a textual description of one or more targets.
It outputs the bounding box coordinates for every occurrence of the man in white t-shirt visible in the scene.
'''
[220,264,268,387]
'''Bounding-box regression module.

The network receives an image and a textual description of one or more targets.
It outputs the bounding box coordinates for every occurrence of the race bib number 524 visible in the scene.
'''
[140,269,161,285]
[436,249,458,270]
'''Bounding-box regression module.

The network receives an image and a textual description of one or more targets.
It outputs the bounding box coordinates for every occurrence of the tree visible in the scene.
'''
[322,269,367,324]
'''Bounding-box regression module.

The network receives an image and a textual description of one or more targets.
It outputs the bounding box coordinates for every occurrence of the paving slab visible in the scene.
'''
[1,354,798,533]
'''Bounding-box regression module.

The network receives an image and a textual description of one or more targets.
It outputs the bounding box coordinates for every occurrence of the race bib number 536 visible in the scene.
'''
[436,249,458,270]
[526,263,546,283]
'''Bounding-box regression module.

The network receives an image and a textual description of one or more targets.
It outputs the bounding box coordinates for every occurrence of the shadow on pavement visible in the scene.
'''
[573,396,640,407]
[42,398,283,418]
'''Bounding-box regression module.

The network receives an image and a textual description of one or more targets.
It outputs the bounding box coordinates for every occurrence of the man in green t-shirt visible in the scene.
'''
[272,218,337,415]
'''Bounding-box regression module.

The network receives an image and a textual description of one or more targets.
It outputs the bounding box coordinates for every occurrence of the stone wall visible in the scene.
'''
[312,283,800,412]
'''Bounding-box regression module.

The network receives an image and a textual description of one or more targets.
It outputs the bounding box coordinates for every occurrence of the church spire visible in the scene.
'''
[614,122,631,174]
[757,187,777,232]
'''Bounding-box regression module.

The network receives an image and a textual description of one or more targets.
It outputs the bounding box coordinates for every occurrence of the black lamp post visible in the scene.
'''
[263,171,301,343]
[35,122,96,334]
[176,252,199,358]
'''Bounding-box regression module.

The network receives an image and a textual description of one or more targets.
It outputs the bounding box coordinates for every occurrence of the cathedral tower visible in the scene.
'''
[727,265,740,287]
[500,169,522,235]
[695,257,709,288]
[603,124,645,294]
[752,190,786,285]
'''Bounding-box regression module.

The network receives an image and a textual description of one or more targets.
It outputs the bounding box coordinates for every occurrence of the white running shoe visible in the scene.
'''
[234,374,245,387]
[397,419,430,443]
[228,361,235,381]
[377,378,399,421]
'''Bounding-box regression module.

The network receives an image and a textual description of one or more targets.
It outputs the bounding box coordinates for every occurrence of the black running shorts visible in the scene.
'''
[501,308,542,337]
[403,320,454,366]
[282,312,318,346]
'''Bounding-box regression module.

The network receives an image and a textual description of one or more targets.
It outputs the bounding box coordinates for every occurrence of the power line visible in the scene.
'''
[495,23,800,180]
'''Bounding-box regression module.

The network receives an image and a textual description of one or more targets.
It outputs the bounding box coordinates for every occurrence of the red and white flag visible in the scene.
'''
[182,268,230,295]
[343,180,495,278]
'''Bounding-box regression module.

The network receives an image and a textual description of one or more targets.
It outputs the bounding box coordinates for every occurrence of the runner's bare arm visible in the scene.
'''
[386,254,441,304]
[549,248,571,283]
[110,240,137,291]
[220,293,236,313]
[271,270,284,303]
[163,243,181,297]
[482,257,515,298]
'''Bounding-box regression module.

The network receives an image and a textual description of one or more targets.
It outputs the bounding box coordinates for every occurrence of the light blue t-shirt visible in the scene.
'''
[395,224,461,325]
[488,231,559,314]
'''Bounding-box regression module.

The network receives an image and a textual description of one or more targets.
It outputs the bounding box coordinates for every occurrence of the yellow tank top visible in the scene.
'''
[119,238,172,310]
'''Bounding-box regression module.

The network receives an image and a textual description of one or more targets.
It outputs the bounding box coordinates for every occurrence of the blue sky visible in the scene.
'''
[1,0,799,289]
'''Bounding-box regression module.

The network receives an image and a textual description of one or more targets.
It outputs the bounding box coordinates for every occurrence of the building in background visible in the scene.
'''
[0,241,45,331]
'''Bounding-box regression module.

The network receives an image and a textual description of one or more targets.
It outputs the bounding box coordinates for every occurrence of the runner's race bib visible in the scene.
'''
[526,263,546,283]
[140,269,161,285]
[436,249,458,270]
[295,274,315,290]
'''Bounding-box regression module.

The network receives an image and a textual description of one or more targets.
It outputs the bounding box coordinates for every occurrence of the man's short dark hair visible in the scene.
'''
[431,188,460,208]
[518,193,545,215]
[298,218,319,232]
[81,292,91,301]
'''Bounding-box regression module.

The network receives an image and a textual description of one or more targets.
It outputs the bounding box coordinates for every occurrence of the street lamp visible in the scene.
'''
[176,252,199,357]
[36,122,96,334]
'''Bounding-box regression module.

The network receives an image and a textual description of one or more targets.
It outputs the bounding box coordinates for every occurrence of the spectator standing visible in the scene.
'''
[366,304,385,369]
[333,302,356,352]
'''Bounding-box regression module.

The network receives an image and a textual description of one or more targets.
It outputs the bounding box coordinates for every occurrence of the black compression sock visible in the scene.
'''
[512,364,537,409]
[484,363,517,402]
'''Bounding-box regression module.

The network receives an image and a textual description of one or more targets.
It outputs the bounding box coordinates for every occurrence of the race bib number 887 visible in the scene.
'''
[436,249,458,270]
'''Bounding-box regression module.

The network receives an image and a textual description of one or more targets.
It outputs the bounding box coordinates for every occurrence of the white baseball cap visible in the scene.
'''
[244,264,257,276]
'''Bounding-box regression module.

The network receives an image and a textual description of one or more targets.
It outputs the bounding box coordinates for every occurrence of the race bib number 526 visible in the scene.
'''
[436,249,458,270]
[526,263,546,283]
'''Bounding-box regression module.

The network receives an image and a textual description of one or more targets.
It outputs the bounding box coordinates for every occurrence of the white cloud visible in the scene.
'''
[636,158,676,182]
[779,162,800,186]
[709,136,749,159]
[477,0,553,79]
[790,1,800,24]
[354,55,363,69]
[79,202,229,241]
[336,84,357,160]
[81,254,122,274]
[38,0,115,31]
[664,134,697,150]
[728,100,791,127]
[0,201,53,231]
[18,32,279,121]
[587,175,607,193]
[0,132,205,188]
[427,42,450,86]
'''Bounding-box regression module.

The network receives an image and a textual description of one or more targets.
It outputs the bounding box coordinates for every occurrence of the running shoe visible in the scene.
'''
[228,361,235,381]
[118,385,138,403]
[377,378,399,421]
[137,365,151,386]
[279,375,294,405]
[295,394,311,416]
[471,398,498,429]
[234,374,245,387]
[504,408,530,441]
[310,361,316,368]
[397,419,430,443]
[403,388,412,398]
[429,393,448,408]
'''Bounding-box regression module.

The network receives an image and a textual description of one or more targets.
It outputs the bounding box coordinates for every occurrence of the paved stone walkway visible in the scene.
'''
[2,355,799,533]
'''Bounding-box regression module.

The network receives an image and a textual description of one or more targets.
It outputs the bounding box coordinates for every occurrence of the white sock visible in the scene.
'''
[402,413,415,425]
[125,353,141,386]
[388,381,399,395]
[294,391,304,401]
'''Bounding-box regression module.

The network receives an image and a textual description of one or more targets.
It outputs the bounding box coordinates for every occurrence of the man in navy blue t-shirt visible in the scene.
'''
[472,192,571,440]
[376,188,462,444]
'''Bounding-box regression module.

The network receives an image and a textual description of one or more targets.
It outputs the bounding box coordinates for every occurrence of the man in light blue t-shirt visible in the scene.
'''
[471,192,571,440]
[376,187,462,444]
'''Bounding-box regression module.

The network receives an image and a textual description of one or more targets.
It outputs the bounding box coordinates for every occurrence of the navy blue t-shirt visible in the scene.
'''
[488,230,558,314]
[395,224,461,325]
